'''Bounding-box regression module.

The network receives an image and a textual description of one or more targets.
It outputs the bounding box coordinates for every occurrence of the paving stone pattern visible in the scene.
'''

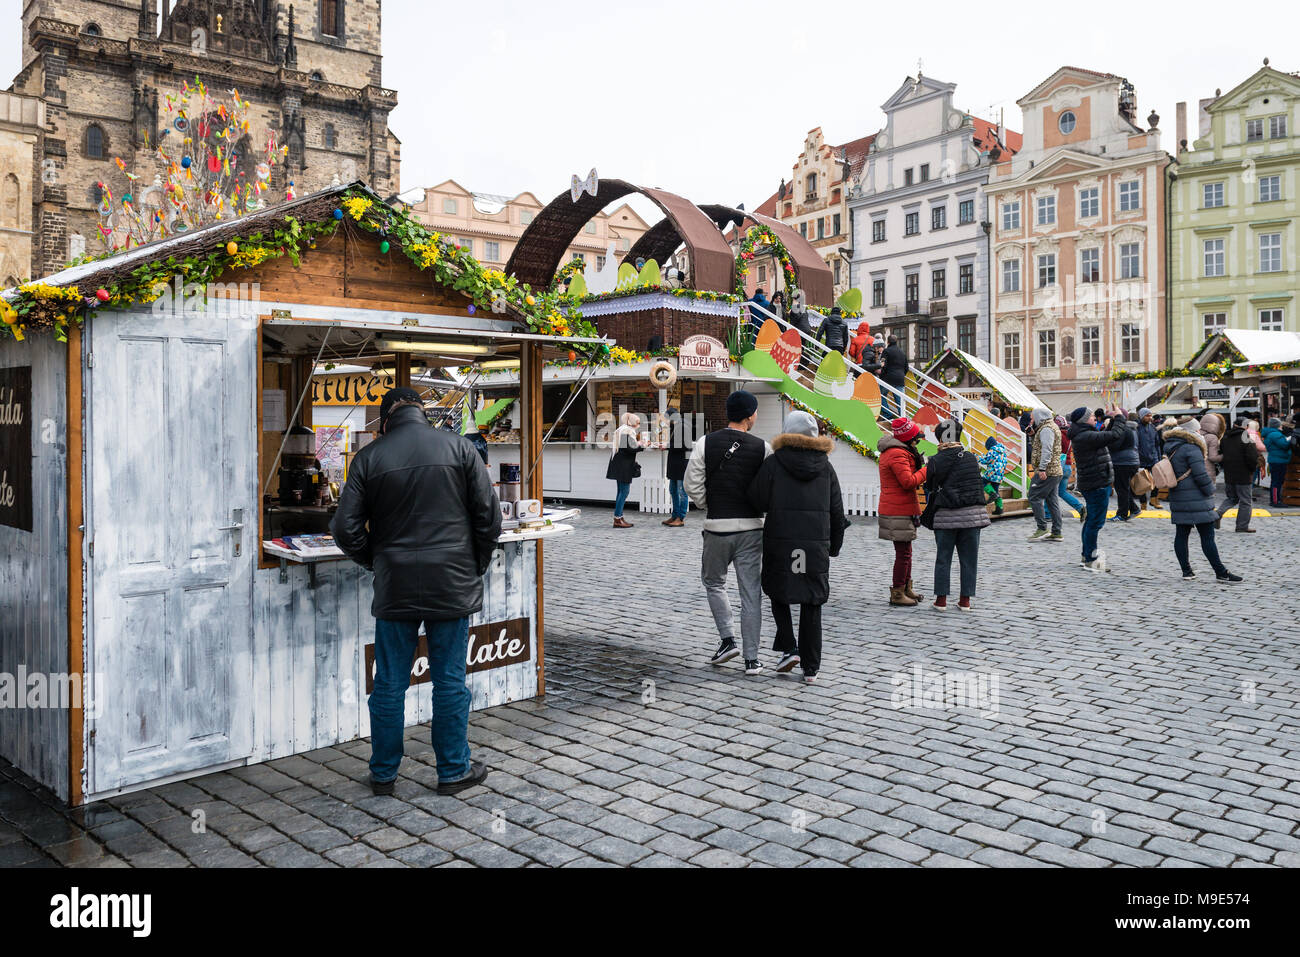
[3,509,1299,868]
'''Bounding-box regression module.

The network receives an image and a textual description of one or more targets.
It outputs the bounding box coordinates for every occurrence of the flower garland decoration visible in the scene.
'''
[784,396,878,461]
[735,224,797,298]
[550,259,587,296]
[810,305,862,320]
[576,285,739,305]
[1111,364,1231,382]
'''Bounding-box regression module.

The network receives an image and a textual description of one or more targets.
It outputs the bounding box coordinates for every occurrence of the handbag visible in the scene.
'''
[919,489,942,530]
[1130,468,1155,496]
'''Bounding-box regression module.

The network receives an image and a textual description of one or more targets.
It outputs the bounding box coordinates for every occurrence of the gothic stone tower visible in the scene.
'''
[11,0,400,277]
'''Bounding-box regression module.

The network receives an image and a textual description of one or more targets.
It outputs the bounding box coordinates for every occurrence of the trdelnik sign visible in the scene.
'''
[677,335,731,375]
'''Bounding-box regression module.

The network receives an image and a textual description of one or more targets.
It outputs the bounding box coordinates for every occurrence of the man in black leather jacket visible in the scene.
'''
[332,387,502,797]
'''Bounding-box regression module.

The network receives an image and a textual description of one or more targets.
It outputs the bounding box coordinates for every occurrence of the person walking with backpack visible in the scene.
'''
[1262,417,1294,507]
[1160,420,1243,583]
[1068,406,1128,571]
[1217,417,1259,533]
[924,419,990,611]
[878,417,928,606]
[684,389,772,674]
[747,411,850,684]
[1025,408,1064,543]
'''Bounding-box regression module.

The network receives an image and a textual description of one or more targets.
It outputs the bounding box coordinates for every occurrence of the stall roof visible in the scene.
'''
[1192,328,1300,369]
[948,348,1044,410]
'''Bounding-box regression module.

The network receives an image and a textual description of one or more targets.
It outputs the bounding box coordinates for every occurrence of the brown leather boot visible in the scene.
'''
[889,587,918,607]
[613,517,633,529]
[903,579,923,602]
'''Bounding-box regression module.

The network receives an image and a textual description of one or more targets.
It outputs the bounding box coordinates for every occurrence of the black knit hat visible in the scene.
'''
[726,389,759,423]
[380,387,422,431]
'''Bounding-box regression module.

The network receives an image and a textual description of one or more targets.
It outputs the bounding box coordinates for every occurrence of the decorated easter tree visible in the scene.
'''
[94,79,293,252]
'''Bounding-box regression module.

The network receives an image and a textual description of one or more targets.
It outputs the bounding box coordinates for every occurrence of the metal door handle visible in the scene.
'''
[217,523,244,532]
[220,509,245,558]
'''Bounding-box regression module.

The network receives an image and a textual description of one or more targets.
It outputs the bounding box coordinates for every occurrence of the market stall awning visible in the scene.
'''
[950,348,1044,410]
[1192,328,1300,370]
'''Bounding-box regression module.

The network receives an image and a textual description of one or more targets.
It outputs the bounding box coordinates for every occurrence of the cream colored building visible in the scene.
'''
[0,92,45,286]
[407,179,650,270]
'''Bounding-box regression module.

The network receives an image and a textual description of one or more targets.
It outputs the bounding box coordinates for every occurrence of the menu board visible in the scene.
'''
[315,424,349,482]
[0,366,32,533]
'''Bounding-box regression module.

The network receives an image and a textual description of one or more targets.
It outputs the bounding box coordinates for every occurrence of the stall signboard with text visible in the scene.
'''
[677,335,731,375]
[312,372,394,407]
[0,366,32,533]
[363,618,532,693]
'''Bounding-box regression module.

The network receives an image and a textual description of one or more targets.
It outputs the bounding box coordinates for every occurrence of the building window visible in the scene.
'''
[1120,242,1141,279]
[570,252,584,263]
[1058,111,1076,135]
[1203,182,1224,208]
[443,198,458,215]
[85,124,106,160]
[958,321,975,354]
[320,0,341,38]
[833,213,841,235]
[757,265,767,284]
[917,323,945,361]
[806,172,817,197]
[322,123,336,149]
[1002,259,1020,293]
[1259,232,1282,273]
[1202,312,1227,339]
[1259,175,1281,202]
[1203,237,1226,277]
[958,199,975,224]
[1081,326,1100,365]
[585,221,597,234]
[1246,118,1264,141]
[618,237,629,252]
[872,278,886,307]
[484,241,500,262]
[595,255,606,271]
[905,211,920,235]
[1037,253,1056,287]
[1119,180,1141,211]
[958,263,974,294]
[872,219,886,243]
[817,218,825,239]
[1080,248,1100,283]
[1271,115,1288,139]
[905,273,919,311]
[1121,323,1141,364]
[833,259,841,284]
[519,209,534,225]
[931,268,946,299]
[800,222,807,239]
[1038,329,1057,368]
[83,22,101,36]
[459,238,473,254]
[931,206,946,230]
[904,168,914,187]
[1003,332,1021,370]
[1036,195,1056,226]
[1079,187,1099,219]
[1259,308,1284,332]
[920,163,930,182]
[1002,201,1021,231]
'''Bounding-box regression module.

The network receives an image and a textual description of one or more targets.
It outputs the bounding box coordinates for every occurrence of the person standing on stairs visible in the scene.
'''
[747,411,849,684]
[878,417,928,607]
[880,336,909,420]
[815,305,850,357]
[684,390,773,675]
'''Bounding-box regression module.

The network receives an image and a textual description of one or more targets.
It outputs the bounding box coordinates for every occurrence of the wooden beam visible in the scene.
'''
[395,352,411,389]
[66,326,85,806]
[523,341,546,695]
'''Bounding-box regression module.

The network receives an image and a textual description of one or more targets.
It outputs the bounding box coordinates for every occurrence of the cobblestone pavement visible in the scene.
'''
[4,507,1300,868]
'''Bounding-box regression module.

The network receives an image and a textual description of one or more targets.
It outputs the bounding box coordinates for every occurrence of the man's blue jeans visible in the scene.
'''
[1080,486,1111,562]
[369,617,472,785]
[669,479,688,519]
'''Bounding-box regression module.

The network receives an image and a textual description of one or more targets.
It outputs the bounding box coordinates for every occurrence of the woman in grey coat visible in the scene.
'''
[1160,422,1242,583]
[923,419,991,611]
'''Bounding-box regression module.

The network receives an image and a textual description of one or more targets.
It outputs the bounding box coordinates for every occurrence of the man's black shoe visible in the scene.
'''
[369,775,396,796]
[436,761,489,796]
[709,638,740,665]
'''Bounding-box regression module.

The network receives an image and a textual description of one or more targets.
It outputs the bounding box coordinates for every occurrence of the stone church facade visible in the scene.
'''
[8,0,400,278]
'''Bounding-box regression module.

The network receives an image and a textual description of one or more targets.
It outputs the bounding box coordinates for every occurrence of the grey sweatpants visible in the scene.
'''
[1218,483,1253,531]
[1028,474,1062,534]
[700,529,764,660]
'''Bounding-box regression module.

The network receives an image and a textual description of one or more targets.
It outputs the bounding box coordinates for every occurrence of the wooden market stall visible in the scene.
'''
[0,184,605,805]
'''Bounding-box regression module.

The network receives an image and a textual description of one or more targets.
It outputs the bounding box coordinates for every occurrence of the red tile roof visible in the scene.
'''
[835,134,876,181]
[971,117,1023,156]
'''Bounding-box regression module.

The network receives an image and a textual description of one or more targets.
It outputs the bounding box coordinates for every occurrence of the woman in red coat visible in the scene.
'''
[878,417,927,606]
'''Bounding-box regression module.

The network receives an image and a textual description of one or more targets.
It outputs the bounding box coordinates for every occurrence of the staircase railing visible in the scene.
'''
[740,302,1029,496]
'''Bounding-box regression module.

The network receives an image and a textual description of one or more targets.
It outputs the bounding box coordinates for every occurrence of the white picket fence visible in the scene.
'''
[637,477,674,514]
[841,483,881,516]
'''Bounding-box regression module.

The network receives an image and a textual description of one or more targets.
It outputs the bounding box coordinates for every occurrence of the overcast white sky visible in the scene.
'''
[3,0,1289,221]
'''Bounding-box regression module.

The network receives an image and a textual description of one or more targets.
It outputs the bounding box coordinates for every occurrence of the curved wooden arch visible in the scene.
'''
[505,178,736,295]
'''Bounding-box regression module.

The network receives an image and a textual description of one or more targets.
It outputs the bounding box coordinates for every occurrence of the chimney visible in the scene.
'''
[1176,102,1187,151]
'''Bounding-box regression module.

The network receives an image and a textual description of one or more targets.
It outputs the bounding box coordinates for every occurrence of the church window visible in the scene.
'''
[320,0,341,38]
[85,124,106,160]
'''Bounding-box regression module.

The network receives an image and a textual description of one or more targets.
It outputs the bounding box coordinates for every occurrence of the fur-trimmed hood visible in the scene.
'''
[771,432,834,453]
[1162,426,1207,455]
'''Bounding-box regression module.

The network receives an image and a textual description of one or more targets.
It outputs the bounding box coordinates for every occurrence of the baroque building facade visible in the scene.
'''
[1169,62,1300,364]
[8,0,399,278]
[985,66,1169,409]
[848,74,1020,364]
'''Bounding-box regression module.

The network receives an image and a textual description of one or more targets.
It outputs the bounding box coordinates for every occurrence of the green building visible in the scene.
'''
[1170,63,1300,365]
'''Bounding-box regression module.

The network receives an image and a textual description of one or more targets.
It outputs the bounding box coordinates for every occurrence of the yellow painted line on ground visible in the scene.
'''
[1080,508,1277,519]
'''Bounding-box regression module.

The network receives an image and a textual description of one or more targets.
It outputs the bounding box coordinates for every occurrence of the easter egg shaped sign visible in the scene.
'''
[770,329,803,374]
[852,370,882,414]
[813,350,848,397]
[754,318,781,352]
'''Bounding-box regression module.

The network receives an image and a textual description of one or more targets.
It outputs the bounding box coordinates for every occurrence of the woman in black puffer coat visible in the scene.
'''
[923,419,990,611]
[1161,422,1242,583]
[748,411,850,683]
